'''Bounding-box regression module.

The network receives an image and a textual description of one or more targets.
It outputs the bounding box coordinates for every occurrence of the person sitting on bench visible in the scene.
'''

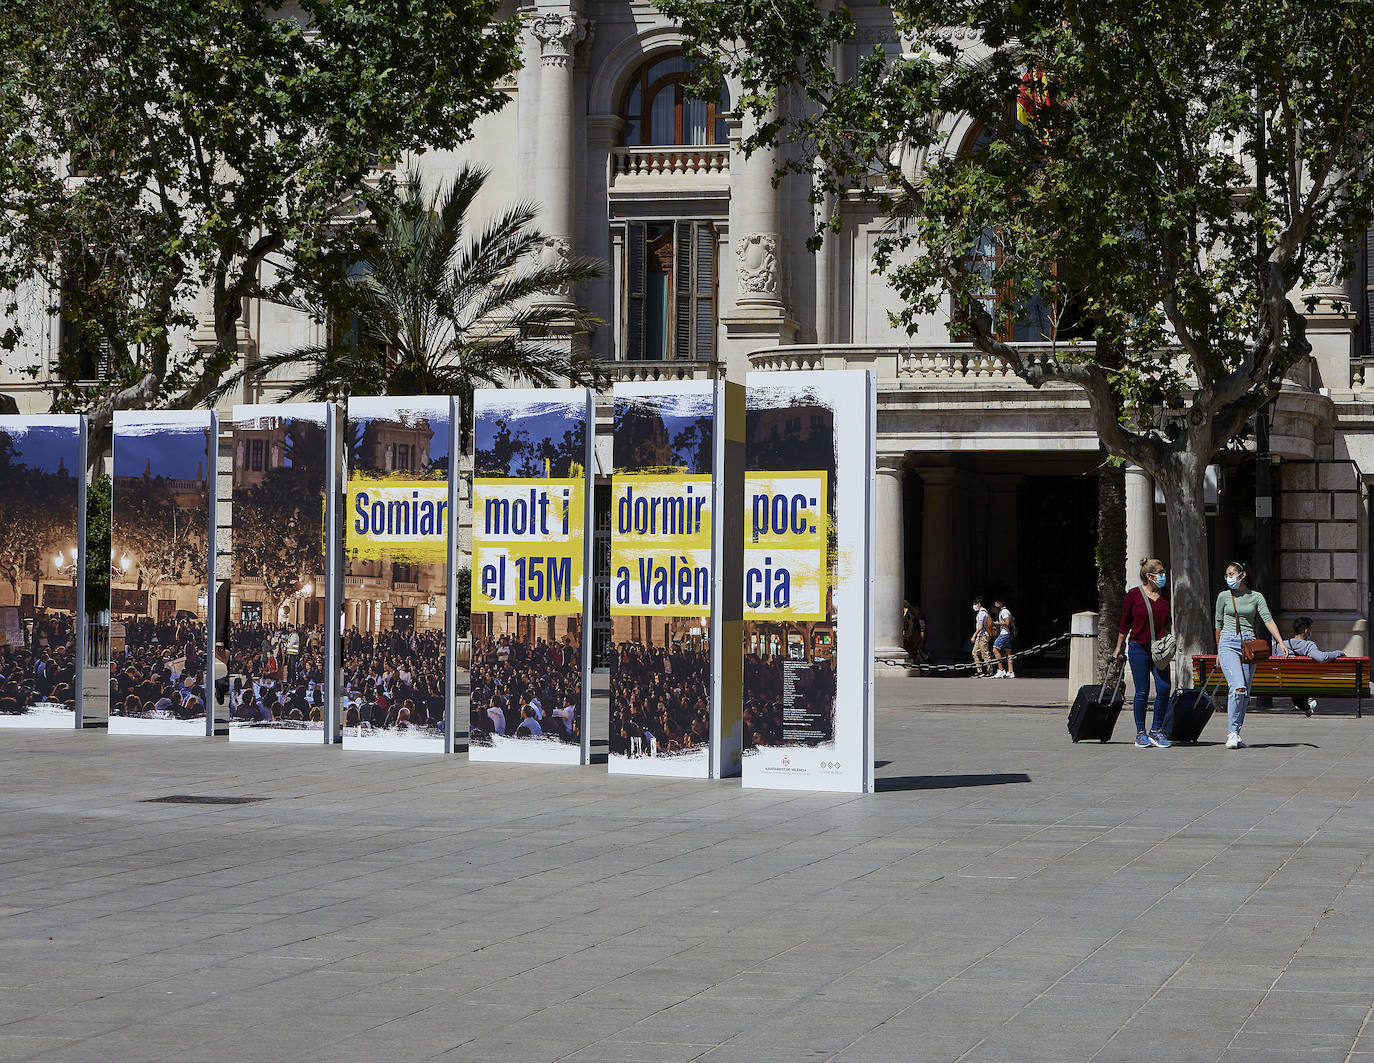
[1288,616,1346,717]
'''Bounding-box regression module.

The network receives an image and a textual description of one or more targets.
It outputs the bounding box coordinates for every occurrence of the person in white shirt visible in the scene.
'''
[992,599,1016,678]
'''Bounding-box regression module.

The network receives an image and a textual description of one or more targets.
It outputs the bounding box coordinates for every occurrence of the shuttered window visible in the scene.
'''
[620,220,718,361]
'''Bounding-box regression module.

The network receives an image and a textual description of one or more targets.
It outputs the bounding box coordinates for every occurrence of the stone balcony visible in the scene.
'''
[606,358,724,382]
[746,342,1076,383]
[608,147,730,195]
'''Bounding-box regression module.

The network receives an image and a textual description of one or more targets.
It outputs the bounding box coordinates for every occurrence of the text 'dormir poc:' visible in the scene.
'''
[472,479,584,615]
[744,472,828,621]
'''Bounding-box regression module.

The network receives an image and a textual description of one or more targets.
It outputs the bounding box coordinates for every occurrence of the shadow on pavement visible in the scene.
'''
[876,772,1031,792]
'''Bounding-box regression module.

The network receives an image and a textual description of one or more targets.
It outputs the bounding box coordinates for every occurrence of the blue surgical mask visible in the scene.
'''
[1225,575,1241,590]
[1153,573,1166,588]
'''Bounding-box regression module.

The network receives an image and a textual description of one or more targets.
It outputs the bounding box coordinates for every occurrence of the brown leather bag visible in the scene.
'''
[1231,591,1271,663]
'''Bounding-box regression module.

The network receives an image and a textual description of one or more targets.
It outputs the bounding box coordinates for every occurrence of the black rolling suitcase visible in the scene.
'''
[1068,658,1126,743]
[1166,660,1220,744]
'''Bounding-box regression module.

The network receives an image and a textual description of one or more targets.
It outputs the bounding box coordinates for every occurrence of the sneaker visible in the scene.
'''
[1149,731,1172,748]
[1226,731,1243,749]
[1135,732,1151,748]
[1004,672,1016,679]
[994,670,1007,678]
[1306,698,1317,717]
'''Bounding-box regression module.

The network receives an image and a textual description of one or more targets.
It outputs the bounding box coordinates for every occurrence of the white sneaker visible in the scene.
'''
[995,670,1007,678]
[1226,731,1243,749]
[1004,672,1015,679]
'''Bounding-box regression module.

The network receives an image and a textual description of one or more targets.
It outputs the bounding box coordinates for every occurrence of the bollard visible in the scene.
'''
[1068,611,1098,703]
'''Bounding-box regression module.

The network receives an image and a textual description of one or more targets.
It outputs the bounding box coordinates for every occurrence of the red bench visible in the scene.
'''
[1191,655,1370,717]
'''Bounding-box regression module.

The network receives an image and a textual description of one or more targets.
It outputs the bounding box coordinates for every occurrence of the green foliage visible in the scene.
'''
[206,165,607,447]
[0,0,520,427]
[660,0,1374,466]
[85,474,112,616]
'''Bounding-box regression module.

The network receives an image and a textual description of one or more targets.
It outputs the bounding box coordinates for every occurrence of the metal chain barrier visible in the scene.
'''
[876,630,1087,673]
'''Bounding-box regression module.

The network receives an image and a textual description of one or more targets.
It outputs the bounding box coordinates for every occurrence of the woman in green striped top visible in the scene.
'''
[1214,560,1290,749]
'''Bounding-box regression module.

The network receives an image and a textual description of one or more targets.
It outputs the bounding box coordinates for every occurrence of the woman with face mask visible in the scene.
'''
[1113,558,1172,748]
[1215,561,1290,749]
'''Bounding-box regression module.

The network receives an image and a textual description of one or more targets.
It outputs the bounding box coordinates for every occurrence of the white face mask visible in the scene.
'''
[1225,575,1241,590]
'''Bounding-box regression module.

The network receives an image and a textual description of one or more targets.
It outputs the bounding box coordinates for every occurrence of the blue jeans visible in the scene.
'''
[1217,632,1254,734]
[1126,640,1171,734]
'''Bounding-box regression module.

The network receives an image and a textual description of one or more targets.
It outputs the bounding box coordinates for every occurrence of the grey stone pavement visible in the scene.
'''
[5,676,1374,1063]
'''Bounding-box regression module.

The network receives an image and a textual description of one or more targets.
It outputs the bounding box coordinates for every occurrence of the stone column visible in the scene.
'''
[585,113,624,360]
[721,103,796,375]
[874,455,911,673]
[919,467,973,659]
[1124,465,1154,591]
[531,10,590,302]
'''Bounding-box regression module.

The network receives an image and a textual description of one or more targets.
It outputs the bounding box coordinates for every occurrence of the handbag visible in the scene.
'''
[1143,589,1176,670]
[1230,591,1271,663]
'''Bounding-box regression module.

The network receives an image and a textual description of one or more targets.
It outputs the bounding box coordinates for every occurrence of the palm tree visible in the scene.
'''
[206,165,606,443]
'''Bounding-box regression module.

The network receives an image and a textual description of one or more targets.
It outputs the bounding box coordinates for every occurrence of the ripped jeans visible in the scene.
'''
[1217,631,1255,734]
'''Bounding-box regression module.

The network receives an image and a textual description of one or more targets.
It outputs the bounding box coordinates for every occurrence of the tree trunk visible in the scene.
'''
[1157,446,1212,689]
[1096,459,1126,682]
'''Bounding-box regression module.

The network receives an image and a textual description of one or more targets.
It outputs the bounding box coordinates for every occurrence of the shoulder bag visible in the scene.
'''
[1143,589,1176,670]
[1230,591,1271,663]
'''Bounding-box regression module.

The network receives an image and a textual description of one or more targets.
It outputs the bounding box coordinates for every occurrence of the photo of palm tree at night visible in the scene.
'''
[744,390,839,749]
[342,398,450,751]
[109,414,212,730]
[474,398,587,479]
[227,408,328,737]
[0,418,81,724]
[609,387,715,770]
[470,392,588,762]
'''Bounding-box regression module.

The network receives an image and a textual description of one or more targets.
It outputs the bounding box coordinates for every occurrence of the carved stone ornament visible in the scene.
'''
[539,235,574,298]
[531,13,590,67]
[736,232,779,296]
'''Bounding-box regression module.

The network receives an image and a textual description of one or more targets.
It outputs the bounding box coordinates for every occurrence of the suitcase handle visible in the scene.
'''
[1100,655,1126,704]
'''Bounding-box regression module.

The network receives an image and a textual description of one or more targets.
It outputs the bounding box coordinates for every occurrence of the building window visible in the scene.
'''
[395,444,411,472]
[620,52,730,147]
[621,220,718,361]
[952,123,1088,343]
[57,253,109,382]
[250,439,264,471]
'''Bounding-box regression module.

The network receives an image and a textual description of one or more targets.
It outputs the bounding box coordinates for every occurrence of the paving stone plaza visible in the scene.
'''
[4,678,1374,1063]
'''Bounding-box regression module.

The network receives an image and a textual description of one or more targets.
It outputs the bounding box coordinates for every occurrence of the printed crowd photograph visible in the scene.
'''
[342,398,450,753]
[226,408,328,741]
[0,418,82,727]
[608,384,716,775]
[108,413,213,735]
[742,391,839,753]
[469,392,588,764]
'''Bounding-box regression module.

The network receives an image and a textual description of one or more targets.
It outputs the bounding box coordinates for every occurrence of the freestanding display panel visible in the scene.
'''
[742,370,875,793]
[608,381,742,778]
[341,396,454,753]
[468,389,593,764]
[109,411,217,736]
[227,403,334,744]
[0,415,87,729]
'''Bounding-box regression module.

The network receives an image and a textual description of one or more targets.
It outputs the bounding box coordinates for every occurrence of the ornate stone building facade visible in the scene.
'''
[3,0,1372,668]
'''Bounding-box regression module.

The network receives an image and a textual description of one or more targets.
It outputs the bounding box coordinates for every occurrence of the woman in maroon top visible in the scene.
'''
[1112,557,1172,748]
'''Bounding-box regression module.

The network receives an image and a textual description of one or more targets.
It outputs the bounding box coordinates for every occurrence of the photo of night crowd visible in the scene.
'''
[742,652,837,747]
[468,633,581,746]
[340,626,445,738]
[224,622,326,728]
[0,614,77,717]
[608,640,710,758]
[109,616,209,720]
